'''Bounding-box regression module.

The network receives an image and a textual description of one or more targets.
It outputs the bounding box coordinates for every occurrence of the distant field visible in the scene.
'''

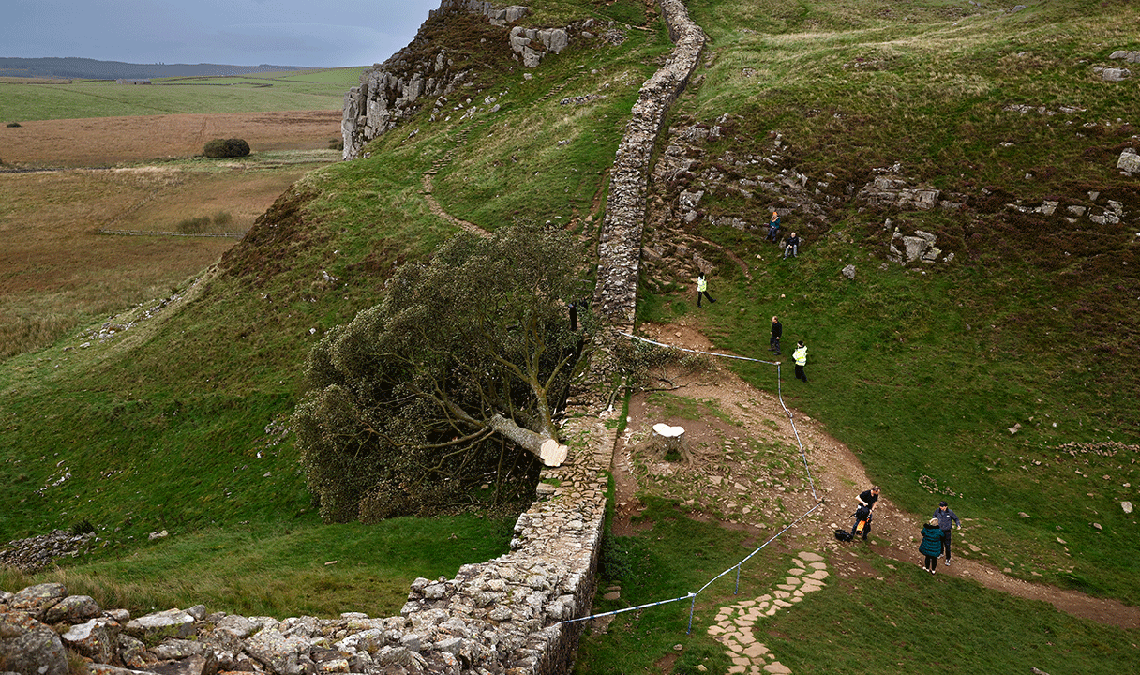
[0,68,364,122]
[0,82,344,358]
[1,111,342,166]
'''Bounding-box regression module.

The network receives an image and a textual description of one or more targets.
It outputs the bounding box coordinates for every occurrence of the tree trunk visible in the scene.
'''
[488,413,567,467]
[488,413,550,456]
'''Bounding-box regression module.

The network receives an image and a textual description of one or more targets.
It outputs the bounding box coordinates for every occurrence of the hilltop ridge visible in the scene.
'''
[0,56,306,81]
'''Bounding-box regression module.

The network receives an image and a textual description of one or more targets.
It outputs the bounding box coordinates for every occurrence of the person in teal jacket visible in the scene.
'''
[793,340,808,382]
[919,518,943,574]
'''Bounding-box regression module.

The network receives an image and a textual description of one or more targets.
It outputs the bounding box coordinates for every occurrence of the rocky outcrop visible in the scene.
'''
[888,228,949,265]
[341,46,474,160]
[509,26,570,68]
[341,1,530,160]
[0,529,95,572]
[341,0,600,160]
[431,0,528,25]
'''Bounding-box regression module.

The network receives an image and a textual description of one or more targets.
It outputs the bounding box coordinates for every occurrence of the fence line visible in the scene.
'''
[562,332,823,632]
[96,229,246,238]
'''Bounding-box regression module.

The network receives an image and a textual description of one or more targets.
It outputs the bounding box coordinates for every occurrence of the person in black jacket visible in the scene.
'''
[783,232,800,258]
[769,316,782,355]
[847,486,880,541]
[857,487,880,512]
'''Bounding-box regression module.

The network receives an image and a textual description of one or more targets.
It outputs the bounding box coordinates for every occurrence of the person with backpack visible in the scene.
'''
[849,503,873,541]
[919,517,944,574]
[933,500,962,565]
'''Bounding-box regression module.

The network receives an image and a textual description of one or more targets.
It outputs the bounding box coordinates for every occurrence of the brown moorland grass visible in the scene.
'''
[1,110,341,167]
[0,112,341,358]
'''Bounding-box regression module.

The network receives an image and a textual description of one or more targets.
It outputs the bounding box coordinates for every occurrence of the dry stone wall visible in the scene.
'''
[1,413,614,675]
[592,0,705,329]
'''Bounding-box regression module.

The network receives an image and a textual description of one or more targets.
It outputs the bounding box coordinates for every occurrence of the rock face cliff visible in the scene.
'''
[341,0,586,160]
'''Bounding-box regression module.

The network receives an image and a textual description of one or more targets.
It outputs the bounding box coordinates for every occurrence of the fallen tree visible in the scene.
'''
[293,225,592,522]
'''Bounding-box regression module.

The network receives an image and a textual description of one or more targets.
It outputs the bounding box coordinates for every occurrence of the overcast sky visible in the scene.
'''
[2,0,444,68]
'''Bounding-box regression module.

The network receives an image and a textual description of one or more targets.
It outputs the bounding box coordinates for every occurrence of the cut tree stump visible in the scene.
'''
[652,423,685,459]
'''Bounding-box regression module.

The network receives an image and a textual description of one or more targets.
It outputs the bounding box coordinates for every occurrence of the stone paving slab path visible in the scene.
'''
[707,551,828,675]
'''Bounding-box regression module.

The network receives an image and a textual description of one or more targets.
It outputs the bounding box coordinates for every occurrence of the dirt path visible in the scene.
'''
[421,172,489,238]
[612,321,1140,630]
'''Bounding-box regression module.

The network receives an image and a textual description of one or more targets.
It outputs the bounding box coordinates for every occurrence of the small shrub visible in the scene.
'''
[212,211,234,228]
[328,138,344,150]
[70,520,95,535]
[176,216,211,233]
[598,533,637,583]
[202,138,250,158]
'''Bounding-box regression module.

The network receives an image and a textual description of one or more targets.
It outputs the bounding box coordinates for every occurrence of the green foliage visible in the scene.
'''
[294,225,592,522]
[202,138,250,158]
[69,520,95,535]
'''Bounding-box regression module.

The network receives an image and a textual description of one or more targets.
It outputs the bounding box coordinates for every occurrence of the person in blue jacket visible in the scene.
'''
[933,501,962,565]
[919,518,943,574]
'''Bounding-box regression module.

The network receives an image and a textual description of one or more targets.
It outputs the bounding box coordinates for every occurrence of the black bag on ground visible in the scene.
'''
[834,529,853,542]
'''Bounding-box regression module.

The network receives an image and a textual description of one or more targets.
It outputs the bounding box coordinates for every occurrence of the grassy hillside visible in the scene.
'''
[646,0,1140,605]
[2,0,1139,672]
[0,0,666,616]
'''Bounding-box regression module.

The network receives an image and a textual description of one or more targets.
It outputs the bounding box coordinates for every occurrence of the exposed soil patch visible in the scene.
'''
[2,111,341,167]
[613,321,1140,630]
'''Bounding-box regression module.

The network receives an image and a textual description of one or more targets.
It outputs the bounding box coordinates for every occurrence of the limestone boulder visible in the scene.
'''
[7,582,67,618]
[43,593,101,624]
[1118,148,1140,175]
[125,608,197,639]
[61,617,121,663]
[0,618,68,675]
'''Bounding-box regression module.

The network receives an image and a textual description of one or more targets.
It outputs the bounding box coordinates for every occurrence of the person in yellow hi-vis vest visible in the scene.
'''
[793,340,808,382]
[696,272,716,307]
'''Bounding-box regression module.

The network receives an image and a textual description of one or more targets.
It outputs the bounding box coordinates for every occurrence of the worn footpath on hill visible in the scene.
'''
[613,321,1140,630]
